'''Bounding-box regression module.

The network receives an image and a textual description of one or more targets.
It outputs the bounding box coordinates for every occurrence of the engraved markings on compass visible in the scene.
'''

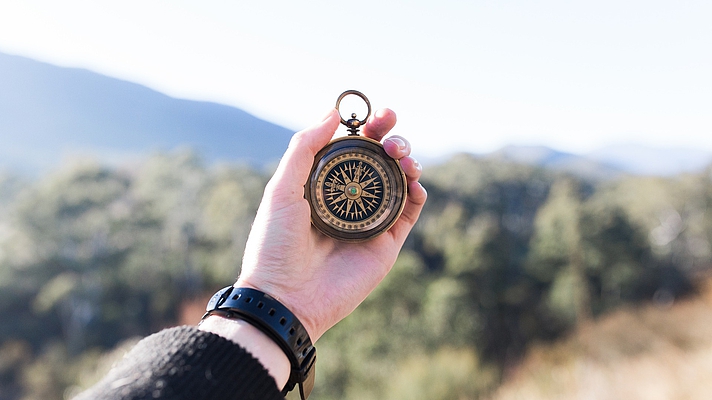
[315,152,392,231]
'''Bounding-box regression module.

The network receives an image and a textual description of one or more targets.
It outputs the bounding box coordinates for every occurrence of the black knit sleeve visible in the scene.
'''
[74,326,284,400]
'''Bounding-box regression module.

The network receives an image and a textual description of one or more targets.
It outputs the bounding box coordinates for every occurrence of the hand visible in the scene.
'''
[236,108,427,342]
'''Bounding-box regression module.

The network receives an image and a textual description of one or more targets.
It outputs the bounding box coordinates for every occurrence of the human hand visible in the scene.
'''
[236,108,427,342]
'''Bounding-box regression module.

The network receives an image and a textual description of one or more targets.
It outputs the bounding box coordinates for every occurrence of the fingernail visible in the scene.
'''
[413,158,422,171]
[390,137,406,151]
[375,108,389,119]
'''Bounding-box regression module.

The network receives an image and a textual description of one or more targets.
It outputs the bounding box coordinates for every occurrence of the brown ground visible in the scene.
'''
[490,279,712,400]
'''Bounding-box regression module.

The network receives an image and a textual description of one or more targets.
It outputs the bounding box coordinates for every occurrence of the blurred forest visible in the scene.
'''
[0,151,710,399]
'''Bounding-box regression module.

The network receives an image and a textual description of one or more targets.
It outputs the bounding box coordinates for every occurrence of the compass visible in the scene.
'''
[305,90,407,242]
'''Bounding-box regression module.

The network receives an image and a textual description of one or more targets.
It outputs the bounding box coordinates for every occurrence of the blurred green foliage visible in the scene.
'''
[0,152,709,399]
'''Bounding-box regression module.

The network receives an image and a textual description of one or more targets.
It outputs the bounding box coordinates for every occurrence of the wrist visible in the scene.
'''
[234,279,322,342]
[201,286,317,399]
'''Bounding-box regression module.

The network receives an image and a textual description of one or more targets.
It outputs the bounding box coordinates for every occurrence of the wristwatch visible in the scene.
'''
[201,286,316,399]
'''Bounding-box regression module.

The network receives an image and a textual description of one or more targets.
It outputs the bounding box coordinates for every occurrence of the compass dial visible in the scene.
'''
[306,136,407,242]
[318,154,388,227]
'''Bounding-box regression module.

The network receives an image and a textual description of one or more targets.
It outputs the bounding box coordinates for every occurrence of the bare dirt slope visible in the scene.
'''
[491,280,712,400]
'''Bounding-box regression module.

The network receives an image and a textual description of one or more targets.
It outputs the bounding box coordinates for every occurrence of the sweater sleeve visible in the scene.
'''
[74,326,284,400]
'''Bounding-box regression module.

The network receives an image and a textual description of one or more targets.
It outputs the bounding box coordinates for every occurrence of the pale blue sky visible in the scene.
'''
[1,0,710,158]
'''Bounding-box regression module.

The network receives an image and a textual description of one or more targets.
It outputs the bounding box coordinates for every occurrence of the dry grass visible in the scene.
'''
[490,279,712,400]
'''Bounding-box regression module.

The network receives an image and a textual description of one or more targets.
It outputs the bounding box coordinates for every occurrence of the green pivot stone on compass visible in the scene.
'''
[305,90,408,242]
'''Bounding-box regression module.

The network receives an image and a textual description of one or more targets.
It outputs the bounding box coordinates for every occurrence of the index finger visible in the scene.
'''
[362,108,397,142]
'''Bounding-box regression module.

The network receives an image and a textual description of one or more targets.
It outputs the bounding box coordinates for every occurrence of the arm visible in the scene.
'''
[74,326,285,400]
[199,107,427,391]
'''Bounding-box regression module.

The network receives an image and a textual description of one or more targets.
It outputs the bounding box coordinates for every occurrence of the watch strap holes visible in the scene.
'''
[289,327,296,336]
[280,317,287,326]
[257,301,265,309]
[268,308,276,316]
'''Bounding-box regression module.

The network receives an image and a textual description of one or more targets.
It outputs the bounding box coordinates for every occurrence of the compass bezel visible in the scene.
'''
[305,136,407,242]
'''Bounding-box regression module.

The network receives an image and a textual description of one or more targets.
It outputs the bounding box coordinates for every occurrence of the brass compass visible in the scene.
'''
[305,90,407,242]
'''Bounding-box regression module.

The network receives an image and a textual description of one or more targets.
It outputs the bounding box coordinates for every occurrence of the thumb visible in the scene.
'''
[266,109,341,199]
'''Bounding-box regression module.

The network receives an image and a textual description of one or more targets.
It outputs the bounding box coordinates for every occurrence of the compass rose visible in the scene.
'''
[323,160,383,222]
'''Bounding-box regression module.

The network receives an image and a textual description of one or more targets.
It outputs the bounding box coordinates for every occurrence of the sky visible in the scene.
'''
[1,0,711,160]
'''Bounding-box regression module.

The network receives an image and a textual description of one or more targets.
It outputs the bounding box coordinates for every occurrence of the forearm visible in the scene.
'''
[74,326,284,400]
[198,314,291,390]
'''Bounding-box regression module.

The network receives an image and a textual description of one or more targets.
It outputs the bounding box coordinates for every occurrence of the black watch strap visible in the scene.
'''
[201,286,316,399]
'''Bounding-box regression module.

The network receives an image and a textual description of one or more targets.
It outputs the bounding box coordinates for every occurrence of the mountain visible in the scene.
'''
[587,144,712,177]
[0,52,293,173]
[486,145,623,181]
[3,52,709,178]
[483,145,712,179]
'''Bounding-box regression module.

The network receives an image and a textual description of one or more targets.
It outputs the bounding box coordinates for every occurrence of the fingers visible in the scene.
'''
[388,180,427,244]
[383,135,422,183]
[382,135,410,159]
[398,156,423,183]
[362,108,397,141]
[381,132,425,241]
[266,109,340,199]
[381,134,426,244]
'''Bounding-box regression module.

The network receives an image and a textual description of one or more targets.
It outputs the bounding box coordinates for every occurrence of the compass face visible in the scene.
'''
[318,154,389,228]
[306,137,407,242]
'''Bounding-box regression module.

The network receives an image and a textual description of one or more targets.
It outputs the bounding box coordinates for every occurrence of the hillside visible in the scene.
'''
[0,151,710,399]
[0,52,293,172]
[491,279,712,400]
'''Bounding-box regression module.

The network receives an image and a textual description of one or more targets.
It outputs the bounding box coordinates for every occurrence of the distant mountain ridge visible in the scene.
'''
[0,52,293,173]
[485,145,622,181]
[2,52,710,178]
[484,145,712,179]
[587,145,712,176]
